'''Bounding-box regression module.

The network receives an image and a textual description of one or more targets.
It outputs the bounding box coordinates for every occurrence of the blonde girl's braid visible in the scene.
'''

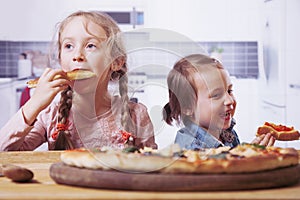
[117,66,134,135]
[93,13,135,137]
[54,86,74,150]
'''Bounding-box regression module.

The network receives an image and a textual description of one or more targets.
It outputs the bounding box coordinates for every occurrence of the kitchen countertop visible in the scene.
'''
[0,78,13,87]
[1,151,300,200]
[0,77,32,89]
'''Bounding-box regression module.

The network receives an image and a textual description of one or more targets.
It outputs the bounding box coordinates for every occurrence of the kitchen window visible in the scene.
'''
[199,41,259,79]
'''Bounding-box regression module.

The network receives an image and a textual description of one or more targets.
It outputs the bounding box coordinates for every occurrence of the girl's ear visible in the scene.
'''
[111,57,125,71]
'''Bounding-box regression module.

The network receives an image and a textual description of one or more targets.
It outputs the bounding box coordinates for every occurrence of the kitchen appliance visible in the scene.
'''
[0,78,29,128]
[18,59,32,79]
[0,79,14,128]
[259,0,300,148]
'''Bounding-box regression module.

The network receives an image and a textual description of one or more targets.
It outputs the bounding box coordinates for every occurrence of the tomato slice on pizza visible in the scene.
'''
[264,122,294,132]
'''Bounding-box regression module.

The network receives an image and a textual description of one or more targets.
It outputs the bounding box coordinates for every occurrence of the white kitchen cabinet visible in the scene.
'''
[0,0,145,41]
[144,0,263,41]
[284,0,300,133]
[259,0,300,148]
[0,81,15,128]
[286,86,300,148]
[285,0,300,141]
[286,87,300,130]
[0,0,264,42]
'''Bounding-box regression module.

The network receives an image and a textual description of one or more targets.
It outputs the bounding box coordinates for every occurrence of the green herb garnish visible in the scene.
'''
[241,142,266,150]
[122,146,140,153]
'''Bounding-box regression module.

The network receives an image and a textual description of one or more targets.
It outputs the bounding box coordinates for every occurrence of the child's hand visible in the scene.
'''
[31,68,70,108]
[251,133,276,147]
[22,68,71,125]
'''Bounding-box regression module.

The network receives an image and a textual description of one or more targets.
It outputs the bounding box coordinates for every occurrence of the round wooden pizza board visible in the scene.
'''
[50,162,300,191]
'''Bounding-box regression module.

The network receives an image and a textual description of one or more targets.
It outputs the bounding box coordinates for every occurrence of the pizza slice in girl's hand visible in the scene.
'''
[257,122,300,141]
[27,69,96,88]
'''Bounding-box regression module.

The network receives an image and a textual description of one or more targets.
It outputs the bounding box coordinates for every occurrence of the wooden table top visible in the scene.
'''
[0,151,300,200]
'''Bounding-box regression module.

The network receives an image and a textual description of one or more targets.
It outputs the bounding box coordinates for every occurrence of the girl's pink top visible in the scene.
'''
[0,98,157,151]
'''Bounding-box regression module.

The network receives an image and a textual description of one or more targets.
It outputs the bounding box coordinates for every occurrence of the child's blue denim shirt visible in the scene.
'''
[174,119,240,150]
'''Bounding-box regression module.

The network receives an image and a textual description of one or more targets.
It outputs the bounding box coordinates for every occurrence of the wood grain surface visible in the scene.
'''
[50,162,300,191]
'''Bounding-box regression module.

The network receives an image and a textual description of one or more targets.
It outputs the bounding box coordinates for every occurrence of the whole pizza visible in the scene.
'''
[60,143,299,174]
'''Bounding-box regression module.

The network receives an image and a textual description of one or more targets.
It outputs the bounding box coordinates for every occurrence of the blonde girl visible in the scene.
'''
[0,11,157,151]
[163,54,275,149]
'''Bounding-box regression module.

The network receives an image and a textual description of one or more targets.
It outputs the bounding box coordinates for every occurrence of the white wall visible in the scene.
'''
[0,0,63,41]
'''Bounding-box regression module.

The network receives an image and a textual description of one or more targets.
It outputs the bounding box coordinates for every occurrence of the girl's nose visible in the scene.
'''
[72,55,85,62]
[72,48,86,62]
[224,93,235,106]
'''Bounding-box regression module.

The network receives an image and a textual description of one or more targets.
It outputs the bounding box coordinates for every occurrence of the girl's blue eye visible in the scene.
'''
[228,89,233,95]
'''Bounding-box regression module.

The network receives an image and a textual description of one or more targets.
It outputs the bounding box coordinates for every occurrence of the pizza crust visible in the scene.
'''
[61,149,176,173]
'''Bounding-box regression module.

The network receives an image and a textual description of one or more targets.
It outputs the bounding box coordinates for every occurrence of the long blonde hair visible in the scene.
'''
[53,11,132,150]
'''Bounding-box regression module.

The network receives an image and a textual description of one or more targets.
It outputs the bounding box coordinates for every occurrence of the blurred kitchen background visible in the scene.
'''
[0,0,299,149]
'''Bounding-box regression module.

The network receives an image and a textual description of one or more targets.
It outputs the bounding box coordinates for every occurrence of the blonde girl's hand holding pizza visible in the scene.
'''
[22,68,71,125]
